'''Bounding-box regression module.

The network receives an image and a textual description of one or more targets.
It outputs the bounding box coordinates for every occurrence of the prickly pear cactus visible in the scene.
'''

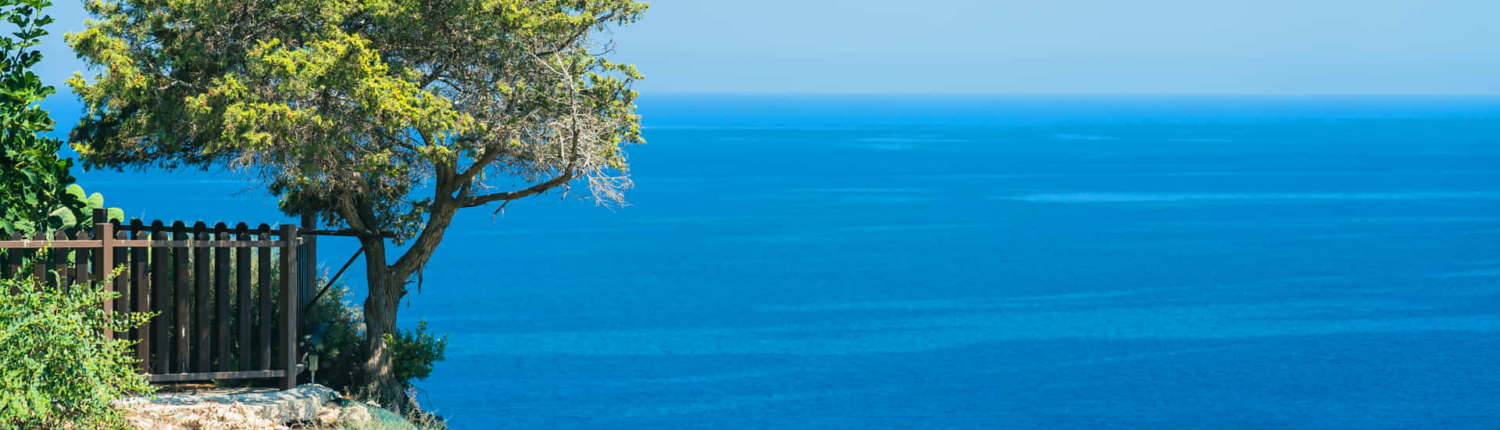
[43,184,124,232]
[3,183,124,237]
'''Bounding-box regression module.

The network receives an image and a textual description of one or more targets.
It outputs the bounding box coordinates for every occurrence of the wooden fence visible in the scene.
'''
[0,209,304,389]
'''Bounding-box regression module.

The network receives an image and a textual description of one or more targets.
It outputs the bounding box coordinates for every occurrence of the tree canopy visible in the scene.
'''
[68,0,649,403]
[70,0,647,240]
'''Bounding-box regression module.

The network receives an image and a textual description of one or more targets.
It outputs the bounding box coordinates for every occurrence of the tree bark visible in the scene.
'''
[358,201,459,411]
[359,236,409,410]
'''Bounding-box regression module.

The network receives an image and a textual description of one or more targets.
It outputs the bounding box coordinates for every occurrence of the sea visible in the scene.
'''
[55,95,1500,429]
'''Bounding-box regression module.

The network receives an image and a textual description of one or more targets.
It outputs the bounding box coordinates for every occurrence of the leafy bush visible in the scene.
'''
[305,281,447,395]
[0,273,154,429]
[383,320,447,385]
[305,280,371,394]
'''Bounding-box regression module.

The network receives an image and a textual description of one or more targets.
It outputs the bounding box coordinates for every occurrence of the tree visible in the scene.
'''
[0,0,121,237]
[68,0,648,406]
[1,0,67,234]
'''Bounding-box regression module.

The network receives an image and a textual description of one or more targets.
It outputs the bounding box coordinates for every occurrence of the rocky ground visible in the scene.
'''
[117,385,408,430]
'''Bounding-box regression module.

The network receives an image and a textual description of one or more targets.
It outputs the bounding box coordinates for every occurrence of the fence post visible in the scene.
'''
[278,224,299,390]
[301,214,316,311]
[94,209,115,340]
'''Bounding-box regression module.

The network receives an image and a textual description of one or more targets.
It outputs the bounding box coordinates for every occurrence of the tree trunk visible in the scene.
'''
[356,202,459,412]
[359,237,410,411]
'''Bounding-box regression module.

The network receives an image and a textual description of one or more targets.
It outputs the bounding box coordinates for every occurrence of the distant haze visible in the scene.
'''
[34,0,1500,95]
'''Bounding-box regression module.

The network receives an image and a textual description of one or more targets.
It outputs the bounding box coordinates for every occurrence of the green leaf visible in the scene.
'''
[48,206,76,230]
[11,220,34,234]
[63,184,86,205]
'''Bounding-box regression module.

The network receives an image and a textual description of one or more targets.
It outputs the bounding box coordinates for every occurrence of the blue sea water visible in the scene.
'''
[63,95,1500,428]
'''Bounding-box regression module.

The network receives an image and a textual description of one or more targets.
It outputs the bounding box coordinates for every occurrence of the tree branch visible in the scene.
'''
[458,168,575,208]
[419,62,448,89]
[535,12,616,58]
[450,143,506,190]
[388,195,459,279]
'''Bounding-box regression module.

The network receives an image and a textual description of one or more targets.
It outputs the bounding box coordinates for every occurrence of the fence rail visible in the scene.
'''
[0,209,304,389]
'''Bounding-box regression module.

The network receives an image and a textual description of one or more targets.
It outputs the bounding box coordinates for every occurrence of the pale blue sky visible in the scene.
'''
[32,0,1500,94]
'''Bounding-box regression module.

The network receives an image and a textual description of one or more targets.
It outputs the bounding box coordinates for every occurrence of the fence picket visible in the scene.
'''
[113,226,129,340]
[192,222,211,372]
[151,221,169,373]
[236,223,252,371]
[93,216,114,340]
[6,232,19,294]
[173,221,190,373]
[74,230,91,291]
[132,220,150,372]
[214,223,231,371]
[51,231,68,289]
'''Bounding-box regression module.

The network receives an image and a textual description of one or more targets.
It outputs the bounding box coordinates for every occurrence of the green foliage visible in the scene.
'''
[309,400,447,430]
[381,320,447,385]
[68,0,650,241]
[306,280,373,393]
[40,183,123,232]
[1,0,67,236]
[0,0,123,237]
[349,403,446,430]
[305,280,447,394]
[0,272,155,429]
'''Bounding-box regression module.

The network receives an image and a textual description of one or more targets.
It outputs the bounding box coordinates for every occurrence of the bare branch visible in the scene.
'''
[459,168,576,208]
[535,12,617,57]
[456,167,573,209]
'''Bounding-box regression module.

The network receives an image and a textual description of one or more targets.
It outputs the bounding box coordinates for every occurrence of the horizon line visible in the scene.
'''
[637,91,1500,97]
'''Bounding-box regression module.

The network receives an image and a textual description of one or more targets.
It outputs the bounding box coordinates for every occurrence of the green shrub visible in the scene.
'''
[304,281,447,419]
[0,272,154,429]
[305,280,371,394]
[305,281,447,395]
[383,320,447,386]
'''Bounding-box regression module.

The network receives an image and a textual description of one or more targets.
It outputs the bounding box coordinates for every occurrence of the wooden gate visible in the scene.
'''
[0,209,304,389]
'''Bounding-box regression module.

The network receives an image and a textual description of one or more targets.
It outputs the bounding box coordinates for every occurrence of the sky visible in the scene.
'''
[31,0,1500,95]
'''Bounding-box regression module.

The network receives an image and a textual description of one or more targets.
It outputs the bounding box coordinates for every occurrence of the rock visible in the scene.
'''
[317,398,376,428]
[125,402,285,430]
[119,385,337,430]
[317,402,342,426]
[338,401,378,428]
